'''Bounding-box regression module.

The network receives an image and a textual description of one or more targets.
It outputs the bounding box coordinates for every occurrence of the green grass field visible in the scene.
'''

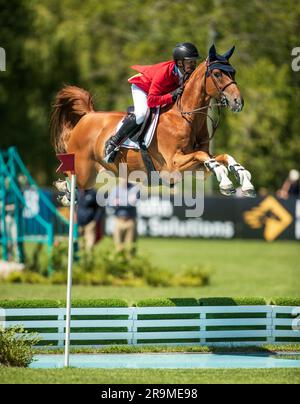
[0,238,299,303]
[0,238,299,384]
[0,367,299,384]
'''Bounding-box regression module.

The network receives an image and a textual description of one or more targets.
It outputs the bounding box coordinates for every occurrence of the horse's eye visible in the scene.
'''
[214,72,222,79]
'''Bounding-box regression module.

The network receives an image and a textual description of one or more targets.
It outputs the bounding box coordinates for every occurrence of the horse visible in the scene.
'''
[51,44,255,202]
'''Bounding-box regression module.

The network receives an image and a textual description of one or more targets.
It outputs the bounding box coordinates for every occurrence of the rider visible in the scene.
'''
[104,42,200,163]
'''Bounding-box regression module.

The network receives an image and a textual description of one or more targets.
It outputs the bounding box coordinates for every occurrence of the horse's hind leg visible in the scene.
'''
[215,154,256,197]
[73,154,99,189]
[53,179,69,193]
[55,154,99,206]
[53,179,71,206]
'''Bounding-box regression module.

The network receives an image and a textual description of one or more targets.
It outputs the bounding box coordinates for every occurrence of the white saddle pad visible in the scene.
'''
[116,107,160,150]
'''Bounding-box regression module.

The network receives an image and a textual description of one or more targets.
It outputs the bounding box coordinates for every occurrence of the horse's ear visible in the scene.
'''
[223,46,235,60]
[209,44,217,61]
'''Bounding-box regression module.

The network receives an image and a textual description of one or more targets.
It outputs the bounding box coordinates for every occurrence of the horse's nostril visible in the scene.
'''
[234,98,244,110]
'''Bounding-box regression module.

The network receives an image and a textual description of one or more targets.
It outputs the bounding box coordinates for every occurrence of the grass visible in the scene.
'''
[0,367,299,384]
[33,344,300,355]
[0,238,299,304]
[1,238,299,384]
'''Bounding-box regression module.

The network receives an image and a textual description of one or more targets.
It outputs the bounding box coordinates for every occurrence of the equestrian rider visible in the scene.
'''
[104,42,200,163]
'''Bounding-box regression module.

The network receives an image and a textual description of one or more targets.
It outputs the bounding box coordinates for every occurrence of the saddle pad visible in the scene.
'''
[117,107,160,150]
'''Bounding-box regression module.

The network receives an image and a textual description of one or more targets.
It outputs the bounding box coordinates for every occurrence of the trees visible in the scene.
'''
[0,0,298,190]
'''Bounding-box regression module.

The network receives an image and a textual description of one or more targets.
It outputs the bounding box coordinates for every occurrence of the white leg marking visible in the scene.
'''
[227,155,256,197]
[53,180,69,193]
[205,159,235,196]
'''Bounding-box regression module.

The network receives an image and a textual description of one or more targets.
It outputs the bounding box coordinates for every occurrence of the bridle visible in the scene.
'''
[176,58,237,143]
[205,59,237,106]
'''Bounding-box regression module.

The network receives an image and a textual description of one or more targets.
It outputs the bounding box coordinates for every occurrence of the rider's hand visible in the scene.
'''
[171,87,183,101]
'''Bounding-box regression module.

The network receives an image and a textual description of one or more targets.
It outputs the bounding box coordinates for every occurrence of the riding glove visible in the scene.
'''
[171,87,184,101]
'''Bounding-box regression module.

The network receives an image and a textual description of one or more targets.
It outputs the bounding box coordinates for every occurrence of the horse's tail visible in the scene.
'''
[50,85,94,154]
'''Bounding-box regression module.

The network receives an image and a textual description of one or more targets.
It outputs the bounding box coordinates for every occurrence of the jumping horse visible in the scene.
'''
[51,45,255,202]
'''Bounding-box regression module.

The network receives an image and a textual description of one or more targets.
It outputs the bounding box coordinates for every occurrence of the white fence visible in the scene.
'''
[3,306,300,347]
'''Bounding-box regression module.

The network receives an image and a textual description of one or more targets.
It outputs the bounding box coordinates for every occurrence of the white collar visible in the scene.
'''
[174,65,183,78]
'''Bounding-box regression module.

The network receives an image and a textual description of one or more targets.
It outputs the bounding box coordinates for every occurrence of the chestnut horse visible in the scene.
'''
[51,45,255,200]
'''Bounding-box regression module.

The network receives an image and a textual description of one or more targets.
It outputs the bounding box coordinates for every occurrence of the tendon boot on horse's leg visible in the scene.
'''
[57,190,79,207]
[57,194,71,207]
[104,114,142,164]
[53,178,69,193]
[204,158,236,196]
[55,177,78,207]
[227,155,256,197]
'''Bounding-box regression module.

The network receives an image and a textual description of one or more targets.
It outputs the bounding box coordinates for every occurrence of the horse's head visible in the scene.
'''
[205,44,244,112]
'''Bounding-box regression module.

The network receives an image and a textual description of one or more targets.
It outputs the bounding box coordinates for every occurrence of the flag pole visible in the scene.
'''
[64,172,76,367]
[56,153,76,368]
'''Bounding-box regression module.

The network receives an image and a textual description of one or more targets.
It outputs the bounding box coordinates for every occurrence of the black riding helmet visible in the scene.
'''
[173,42,200,61]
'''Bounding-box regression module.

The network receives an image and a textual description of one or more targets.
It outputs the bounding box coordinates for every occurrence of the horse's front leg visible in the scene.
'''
[215,154,256,197]
[173,151,235,196]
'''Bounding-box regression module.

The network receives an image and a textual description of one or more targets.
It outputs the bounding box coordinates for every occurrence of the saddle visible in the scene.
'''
[114,107,161,183]
[118,106,160,150]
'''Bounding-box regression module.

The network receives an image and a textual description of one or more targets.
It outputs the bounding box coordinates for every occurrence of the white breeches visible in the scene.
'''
[131,84,148,124]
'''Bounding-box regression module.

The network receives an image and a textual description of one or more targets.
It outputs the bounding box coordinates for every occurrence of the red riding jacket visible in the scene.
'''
[128,60,180,108]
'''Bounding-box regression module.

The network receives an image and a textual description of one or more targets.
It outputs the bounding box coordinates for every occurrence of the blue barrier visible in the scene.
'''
[0,147,77,274]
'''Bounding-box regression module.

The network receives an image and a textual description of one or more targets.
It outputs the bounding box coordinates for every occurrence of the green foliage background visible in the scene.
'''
[0,0,299,190]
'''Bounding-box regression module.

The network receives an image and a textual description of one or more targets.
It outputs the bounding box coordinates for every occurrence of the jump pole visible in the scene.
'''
[56,153,76,368]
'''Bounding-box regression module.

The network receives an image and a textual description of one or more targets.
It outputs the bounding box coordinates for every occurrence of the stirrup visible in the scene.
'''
[104,149,118,164]
[104,140,119,163]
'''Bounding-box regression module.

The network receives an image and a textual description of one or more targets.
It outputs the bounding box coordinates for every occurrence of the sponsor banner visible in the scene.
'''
[238,195,295,241]
[106,196,299,241]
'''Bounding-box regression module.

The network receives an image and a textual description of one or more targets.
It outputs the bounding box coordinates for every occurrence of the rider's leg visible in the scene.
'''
[104,114,141,161]
[104,85,148,163]
[131,84,148,125]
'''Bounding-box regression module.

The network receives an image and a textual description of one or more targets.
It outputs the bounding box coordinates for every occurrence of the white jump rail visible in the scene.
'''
[2,306,300,348]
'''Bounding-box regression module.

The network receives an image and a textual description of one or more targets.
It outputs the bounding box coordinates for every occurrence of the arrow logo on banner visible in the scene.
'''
[244,196,293,241]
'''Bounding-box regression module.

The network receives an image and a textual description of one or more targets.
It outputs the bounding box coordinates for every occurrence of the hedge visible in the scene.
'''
[136,297,268,307]
[270,298,300,307]
[197,297,267,306]
[136,298,200,307]
[0,299,128,309]
[0,297,299,309]
[0,300,61,309]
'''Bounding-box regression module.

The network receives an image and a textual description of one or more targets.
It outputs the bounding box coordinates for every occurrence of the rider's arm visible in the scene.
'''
[147,69,176,108]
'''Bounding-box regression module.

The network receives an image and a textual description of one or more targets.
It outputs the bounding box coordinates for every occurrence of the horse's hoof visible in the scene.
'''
[57,195,71,207]
[220,186,236,196]
[242,188,257,198]
[53,180,68,193]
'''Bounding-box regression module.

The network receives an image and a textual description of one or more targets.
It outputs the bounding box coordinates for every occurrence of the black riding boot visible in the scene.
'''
[104,114,141,163]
